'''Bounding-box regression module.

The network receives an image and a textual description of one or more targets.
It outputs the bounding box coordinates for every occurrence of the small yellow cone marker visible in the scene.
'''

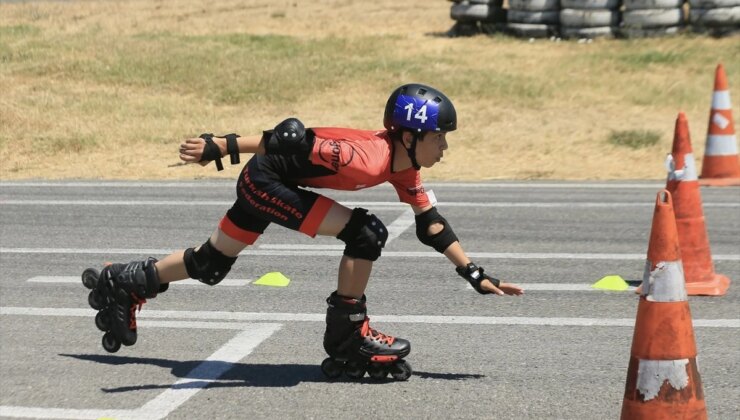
[254,272,290,287]
[592,275,629,291]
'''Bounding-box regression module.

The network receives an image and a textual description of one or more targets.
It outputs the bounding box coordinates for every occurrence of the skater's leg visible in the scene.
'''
[336,256,371,299]
[315,203,375,299]
[155,227,251,283]
[316,203,411,379]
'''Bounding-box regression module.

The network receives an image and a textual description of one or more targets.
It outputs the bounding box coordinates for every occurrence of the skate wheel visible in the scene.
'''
[81,268,100,289]
[95,310,111,332]
[390,360,412,381]
[344,361,365,379]
[102,332,121,353]
[320,358,344,379]
[88,290,105,310]
[367,364,389,380]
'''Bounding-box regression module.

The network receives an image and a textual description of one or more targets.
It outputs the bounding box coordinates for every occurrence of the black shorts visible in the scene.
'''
[219,154,335,244]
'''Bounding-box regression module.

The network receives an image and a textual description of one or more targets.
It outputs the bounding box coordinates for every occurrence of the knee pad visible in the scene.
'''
[184,240,238,286]
[336,208,388,261]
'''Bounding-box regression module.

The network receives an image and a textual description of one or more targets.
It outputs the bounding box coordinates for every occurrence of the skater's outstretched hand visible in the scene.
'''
[456,262,524,296]
[478,279,524,296]
[180,137,220,166]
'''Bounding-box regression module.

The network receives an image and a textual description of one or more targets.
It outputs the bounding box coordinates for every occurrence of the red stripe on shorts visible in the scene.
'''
[219,216,261,245]
[299,195,334,237]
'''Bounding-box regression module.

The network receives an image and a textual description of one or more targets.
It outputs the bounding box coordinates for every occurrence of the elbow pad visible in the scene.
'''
[263,118,314,155]
[415,207,458,253]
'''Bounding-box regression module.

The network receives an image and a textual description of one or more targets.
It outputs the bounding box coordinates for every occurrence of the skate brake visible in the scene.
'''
[129,294,146,329]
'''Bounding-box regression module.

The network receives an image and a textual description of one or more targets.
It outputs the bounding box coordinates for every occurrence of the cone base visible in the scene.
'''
[621,399,707,420]
[685,274,731,296]
[698,177,740,187]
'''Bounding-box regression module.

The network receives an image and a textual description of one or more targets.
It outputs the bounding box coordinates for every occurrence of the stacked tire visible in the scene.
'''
[621,1,685,38]
[448,0,506,36]
[689,0,740,37]
[506,0,560,38]
[559,0,621,39]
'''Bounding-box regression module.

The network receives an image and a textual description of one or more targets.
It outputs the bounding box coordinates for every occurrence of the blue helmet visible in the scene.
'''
[383,84,457,133]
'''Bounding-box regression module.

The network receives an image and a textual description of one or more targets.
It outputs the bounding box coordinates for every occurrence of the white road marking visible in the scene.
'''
[2,306,737,328]
[466,283,637,291]
[31,276,637,292]
[0,322,281,420]
[0,181,671,189]
[383,208,416,244]
[2,199,738,208]
[5,247,739,261]
[134,324,280,420]
[28,276,252,287]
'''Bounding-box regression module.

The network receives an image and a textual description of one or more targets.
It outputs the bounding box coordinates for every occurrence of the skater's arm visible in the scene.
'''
[179,135,266,165]
[411,204,523,296]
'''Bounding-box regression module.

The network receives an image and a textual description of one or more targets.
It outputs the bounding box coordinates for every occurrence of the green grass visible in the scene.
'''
[1,2,739,180]
[0,27,554,108]
[607,129,661,149]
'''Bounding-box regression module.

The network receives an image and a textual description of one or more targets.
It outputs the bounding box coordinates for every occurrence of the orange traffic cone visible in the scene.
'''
[665,112,731,296]
[621,190,707,420]
[699,63,740,186]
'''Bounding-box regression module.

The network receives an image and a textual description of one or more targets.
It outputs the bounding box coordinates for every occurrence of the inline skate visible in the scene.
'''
[321,292,412,381]
[82,258,166,353]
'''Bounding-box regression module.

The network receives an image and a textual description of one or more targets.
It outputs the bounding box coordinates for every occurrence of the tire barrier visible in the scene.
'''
[448,0,506,37]
[621,1,686,38]
[446,0,739,38]
[560,0,621,39]
[689,0,740,37]
[504,0,560,38]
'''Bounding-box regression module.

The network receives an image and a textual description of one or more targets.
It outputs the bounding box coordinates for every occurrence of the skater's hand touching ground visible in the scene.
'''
[456,262,524,296]
[479,279,524,296]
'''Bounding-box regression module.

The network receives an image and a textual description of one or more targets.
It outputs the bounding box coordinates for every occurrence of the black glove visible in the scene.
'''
[456,262,501,295]
[198,133,224,171]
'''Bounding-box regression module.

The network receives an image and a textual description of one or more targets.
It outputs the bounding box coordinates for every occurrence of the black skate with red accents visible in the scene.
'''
[321,292,412,381]
[81,258,165,353]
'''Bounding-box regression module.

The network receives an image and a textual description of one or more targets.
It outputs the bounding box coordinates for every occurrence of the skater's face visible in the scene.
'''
[409,131,449,168]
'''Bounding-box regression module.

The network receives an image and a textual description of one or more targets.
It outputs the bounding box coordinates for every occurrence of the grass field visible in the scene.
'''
[1,0,738,180]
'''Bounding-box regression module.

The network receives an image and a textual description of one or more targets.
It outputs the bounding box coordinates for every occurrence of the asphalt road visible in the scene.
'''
[1,180,738,420]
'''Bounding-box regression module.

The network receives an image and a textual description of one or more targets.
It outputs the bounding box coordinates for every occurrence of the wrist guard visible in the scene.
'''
[456,262,500,294]
[198,133,241,171]
[415,207,458,253]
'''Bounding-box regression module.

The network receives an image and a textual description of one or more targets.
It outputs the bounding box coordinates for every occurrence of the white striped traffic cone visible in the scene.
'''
[621,190,707,420]
[699,63,740,186]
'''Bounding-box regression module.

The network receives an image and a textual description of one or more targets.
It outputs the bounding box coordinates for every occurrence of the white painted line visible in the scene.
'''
[2,307,737,328]
[0,181,671,189]
[27,276,252,287]
[0,322,281,420]
[31,276,633,292]
[384,208,416,245]
[134,324,281,420]
[258,244,344,250]
[466,283,637,291]
[5,248,739,261]
[2,199,738,208]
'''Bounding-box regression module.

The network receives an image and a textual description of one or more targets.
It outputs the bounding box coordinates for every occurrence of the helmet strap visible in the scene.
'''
[404,132,421,170]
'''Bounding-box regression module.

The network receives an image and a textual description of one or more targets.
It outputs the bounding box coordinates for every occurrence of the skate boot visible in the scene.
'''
[321,291,412,381]
[81,257,167,353]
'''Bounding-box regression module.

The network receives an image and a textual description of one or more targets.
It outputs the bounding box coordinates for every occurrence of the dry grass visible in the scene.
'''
[1,0,738,181]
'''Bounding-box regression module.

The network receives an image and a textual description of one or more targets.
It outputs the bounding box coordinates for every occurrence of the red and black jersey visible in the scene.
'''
[226,127,432,242]
[295,127,431,208]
